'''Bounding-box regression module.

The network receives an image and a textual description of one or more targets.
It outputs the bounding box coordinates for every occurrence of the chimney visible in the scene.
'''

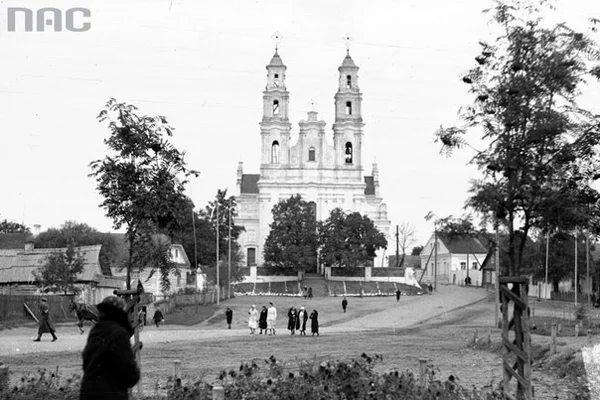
[32,224,41,237]
[24,240,34,252]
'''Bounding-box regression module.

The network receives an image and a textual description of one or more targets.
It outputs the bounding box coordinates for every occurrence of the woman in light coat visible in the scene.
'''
[248,305,259,334]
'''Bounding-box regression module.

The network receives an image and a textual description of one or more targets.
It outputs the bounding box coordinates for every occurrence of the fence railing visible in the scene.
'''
[0,294,76,322]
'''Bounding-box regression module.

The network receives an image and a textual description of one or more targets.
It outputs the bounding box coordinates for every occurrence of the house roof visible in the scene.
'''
[388,254,420,268]
[364,176,375,195]
[0,233,32,249]
[0,245,104,284]
[240,174,260,194]
[438,233,487,254]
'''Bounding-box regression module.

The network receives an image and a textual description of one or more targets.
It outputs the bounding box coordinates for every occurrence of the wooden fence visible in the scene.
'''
[0,294,76,322]
[154,289,232,315]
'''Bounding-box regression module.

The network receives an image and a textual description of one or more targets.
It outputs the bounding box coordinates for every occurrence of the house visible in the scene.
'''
[0,239,124,302]
[419,233,488,286]
[387,254,421,270]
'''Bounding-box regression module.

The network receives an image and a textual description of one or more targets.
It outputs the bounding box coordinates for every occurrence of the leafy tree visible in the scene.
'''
[89,98,199,289]
[435,1,600,276]
[263,195,318,272]
[0,218,30,234]
[411,246,424,256]
[34,221,118,275]
[319,208,388,268]
[34,240,85,295]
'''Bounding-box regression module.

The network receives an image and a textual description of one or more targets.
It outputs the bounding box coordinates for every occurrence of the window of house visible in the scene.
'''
[273,99,280,115]
[345,101,352,115]
[308,201,317,218]
[177,274,181,286]
[460,262,467,270]
[472,262,478,270]
[271,141,279,163]
[308,147,316,162]
[345,142,353,164]
[247,248,256,266]
[346,75,352,88]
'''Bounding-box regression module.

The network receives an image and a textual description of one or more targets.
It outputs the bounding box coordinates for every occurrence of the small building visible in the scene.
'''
[419,233,488,286]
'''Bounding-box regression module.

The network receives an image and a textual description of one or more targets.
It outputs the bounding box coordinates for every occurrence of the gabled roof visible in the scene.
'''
[388,254,420,268]
[0,233,31,249]
[364,176,375,195]
[241,174,260,194]
[171,243,191,268]
[0,245,103,284]
[438,233,487,254]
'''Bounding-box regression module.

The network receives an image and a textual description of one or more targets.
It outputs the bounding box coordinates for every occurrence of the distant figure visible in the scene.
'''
[153,309,164,328]
[297,306,308,336]
[396,290,401,302]
[80,296,140,400]
[308,287,313,299]
[248,305,259,334]
[465,276,472,286]
[34,297,57,342]
[303,286,308,299]
[287,306,297,335]
[259,305,268,334]
[267,302,277,335]
[428,284,433,295]
[225,307,233,329]
[341,297,348,313]
[310,310,319,336]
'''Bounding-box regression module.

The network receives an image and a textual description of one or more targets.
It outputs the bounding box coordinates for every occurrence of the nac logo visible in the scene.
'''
[7,7,91,32]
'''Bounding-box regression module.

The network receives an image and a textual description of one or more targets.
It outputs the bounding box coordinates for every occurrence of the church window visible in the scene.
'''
[308,201,317,218]
[345,142,353,164]
[346,75,352,88]
[247,248,256,266]
[271,141,279,163]
[274,73,279,79]
[273,100,280,115]
[308,147,316,162]
[345,101,352,115]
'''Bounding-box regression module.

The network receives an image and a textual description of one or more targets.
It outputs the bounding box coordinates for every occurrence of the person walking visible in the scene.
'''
[152,309,164,328]
[396,289,401,302]
[428,284,433,295]
[80,295,140,400]
[310,309,319,336]
[308,287,313,299]
[259,305,268,334]
[267,302,277,335]
[287,306,297,335]
[248,305,259,334]
[33,297,57,342]
[297,306,308,336]
[225,307,233,329]
[341,297,348,313]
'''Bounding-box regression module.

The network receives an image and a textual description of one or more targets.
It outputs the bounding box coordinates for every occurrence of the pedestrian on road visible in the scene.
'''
[225,307,233,329]
[310,309,319,336]
[152,309,164,328]
[287,306,297,335]
[428,284,433,295]
[341,297,348,313]
[248,305,259,334]
[259,305,268,334]
[34,297,57,342]
[80,295,140,400]
[267,302,277,335]
[396,289,401,302]
[308,287,313,299]
[297,306,308,335]
[303,286,308,299]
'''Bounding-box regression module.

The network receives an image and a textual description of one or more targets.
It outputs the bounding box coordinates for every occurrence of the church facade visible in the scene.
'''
[234,49,391,271]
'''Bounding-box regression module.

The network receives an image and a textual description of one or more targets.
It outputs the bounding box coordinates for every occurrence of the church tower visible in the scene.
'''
[260,49,292,167]
[332,50,364,170]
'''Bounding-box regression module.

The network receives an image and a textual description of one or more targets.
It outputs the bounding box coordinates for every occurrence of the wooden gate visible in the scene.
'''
[500,276,532,399]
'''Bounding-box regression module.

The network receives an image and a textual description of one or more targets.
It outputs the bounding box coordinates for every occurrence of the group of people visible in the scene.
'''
[245,302,278,335]
[286,305,319,336]
[301,286,313,299]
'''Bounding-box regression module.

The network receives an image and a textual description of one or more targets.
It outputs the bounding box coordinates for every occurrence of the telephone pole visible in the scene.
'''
[395,225,399,268]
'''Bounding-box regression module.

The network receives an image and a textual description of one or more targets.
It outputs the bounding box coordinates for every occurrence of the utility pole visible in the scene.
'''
[587,233,590,305]
[575,231,578,307]
[494,226,500,327]
[545,232,549,300]
[434,229,438,291]
[228,200,232,299]
[395,225,399,268]
[216,204,220,305]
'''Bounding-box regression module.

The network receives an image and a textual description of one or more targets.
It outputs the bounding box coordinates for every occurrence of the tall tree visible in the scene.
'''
[435,1,600,276]
[0,218,29,234]
[396,222,417,268]
[319,208,388,268]
[34,221,118,275]
[89,98,199,289]
[263,195,318,272]
[34,240,85,295]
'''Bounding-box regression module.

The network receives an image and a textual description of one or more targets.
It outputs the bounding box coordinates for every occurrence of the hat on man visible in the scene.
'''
[41,297,47,302]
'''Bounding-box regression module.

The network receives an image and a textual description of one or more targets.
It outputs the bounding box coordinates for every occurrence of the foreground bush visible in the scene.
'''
[3,354,510,399]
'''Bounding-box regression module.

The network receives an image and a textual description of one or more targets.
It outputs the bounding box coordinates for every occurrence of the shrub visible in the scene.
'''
[3,369,81,400]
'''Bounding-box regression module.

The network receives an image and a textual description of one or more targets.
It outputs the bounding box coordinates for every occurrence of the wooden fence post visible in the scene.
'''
[0,363,8,393]
[419,359,427,384]
[551,323,557,355]
[174,360,182,389]
[588,329,593,346]
[575,324,579,337]
[213,385,225,400]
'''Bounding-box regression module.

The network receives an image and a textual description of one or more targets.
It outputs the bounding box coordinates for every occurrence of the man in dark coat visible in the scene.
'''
[80,296,140,400]
[34,297,57,342]
[310,310,319,336]
[396,289,401,302]
[152,309,164,328]
[341,297,348,313]
[259,305,268,334]
[287,307,297,335]
[225,307,233,329]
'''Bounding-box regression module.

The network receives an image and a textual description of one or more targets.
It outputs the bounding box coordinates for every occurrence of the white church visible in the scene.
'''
[234,48,391,272]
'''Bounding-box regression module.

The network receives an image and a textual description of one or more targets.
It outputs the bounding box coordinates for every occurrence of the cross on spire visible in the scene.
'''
[272,31,282,51]
[309,99,317,112]
[343,33,353,54]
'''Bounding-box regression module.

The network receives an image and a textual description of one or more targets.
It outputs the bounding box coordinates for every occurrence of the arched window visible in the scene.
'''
[345,142,353,164]
[273,99,280,115]
[308,146,316,162]
[247,248,256,266]
[271,141,279,163]
[308,201,317,222]
[346,75,352,88]
[345,101,352,115]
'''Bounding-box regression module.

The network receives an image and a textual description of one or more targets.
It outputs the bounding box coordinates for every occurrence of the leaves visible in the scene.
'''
[34,240,86,295]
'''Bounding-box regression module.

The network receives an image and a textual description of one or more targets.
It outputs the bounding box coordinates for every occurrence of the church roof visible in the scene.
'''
[364,176,375,195]
[241,174,260,194]
[267,50,285,68]
[340,51,358,69]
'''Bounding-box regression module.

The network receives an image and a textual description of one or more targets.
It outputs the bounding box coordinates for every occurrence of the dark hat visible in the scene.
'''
[41,297,47,302]
[100,295,126,310]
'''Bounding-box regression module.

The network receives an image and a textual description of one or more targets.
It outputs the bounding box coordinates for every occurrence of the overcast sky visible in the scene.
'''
[1,0,599,247]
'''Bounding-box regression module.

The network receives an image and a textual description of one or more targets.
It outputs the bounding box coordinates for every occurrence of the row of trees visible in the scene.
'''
[263,195,388,271]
